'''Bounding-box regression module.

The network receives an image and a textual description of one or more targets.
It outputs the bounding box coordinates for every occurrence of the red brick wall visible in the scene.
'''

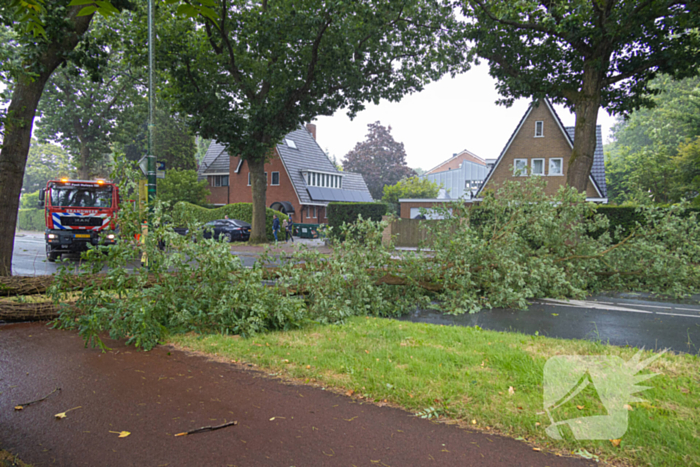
[206,177,229,205]
[482,103,600,198]
[224,151,313,224]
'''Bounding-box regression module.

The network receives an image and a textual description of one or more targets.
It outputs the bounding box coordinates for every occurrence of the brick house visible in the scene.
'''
[197,124,373,224]
[426,149,486,175]
[476,99,607,201]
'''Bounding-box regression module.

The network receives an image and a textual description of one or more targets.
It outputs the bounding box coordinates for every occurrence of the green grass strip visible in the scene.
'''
[170,317,700,466]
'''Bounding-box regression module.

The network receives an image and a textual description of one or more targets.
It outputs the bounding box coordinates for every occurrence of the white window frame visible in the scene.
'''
[549,158,564,176]
[247,173,251,186]
[513,159,528,176]
[535,121,544,137]
[285,138,297,149]
[312,206,317,218]
[271,171,280,186]
[531,158,545,176]
[306,206,311,219]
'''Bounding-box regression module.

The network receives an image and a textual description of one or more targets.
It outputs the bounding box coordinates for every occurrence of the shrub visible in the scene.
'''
[17,209,44,231]
[171,202,287,241]
[327,202,387,237]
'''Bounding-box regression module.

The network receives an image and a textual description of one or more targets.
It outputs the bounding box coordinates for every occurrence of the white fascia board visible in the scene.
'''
[234,159,243,173]
[301,168,344,177]
[585,197,608,203]
[398,198,477,203]
[202,172,230,176]
[302,202,329,207]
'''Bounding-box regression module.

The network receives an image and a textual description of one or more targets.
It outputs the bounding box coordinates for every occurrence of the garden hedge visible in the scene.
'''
[327,202,388,237]
[171,202,288,241]
[17,209,44,231]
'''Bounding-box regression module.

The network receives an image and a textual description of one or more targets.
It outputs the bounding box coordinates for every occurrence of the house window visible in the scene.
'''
[549,158,563,176]
[212,175,229,187]
[312,206,317,218]
[271,172,280,186]
[535,121,544,137]
[305,171,342,188]
[531,158,545,176]
[306,206,311,219]
[513,159,528,176]
[265,172,268,185]
[247,173,251,186]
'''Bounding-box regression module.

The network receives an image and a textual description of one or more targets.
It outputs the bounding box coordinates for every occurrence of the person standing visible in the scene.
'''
[272,214,280,243]
[285,217,294,243]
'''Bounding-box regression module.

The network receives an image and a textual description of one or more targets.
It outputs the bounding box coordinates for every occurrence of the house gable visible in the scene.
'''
[478,100,604,199]
[426,149,485,175]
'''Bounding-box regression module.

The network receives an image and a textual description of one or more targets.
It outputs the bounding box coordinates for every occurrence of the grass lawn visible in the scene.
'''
[171,317,700,467]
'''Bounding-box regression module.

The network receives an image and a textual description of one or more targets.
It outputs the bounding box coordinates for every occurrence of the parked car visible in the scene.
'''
[202,219,251,242]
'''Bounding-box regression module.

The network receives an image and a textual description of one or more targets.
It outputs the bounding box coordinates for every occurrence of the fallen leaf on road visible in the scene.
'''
[508,386,515,396]
[109,431,131,438]
[610,439,621,447]
[471,419,477,425]
[345,390,354,396]
[576,405,584,410]
[55,406,81,419]
[14,406,23,411]
[533,448,541,452]
[551,313,559,316]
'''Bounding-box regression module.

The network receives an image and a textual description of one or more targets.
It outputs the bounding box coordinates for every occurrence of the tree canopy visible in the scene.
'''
[160,0,466,242]
[382,176,441,205]
[605,74,700,204]
[343,122,416,200]
[157,169,210,206]
[461,0,700,194]
[22,140,75,194]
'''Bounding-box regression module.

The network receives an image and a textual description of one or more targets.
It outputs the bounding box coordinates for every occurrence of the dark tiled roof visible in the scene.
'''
[197,142,228,180]
[565,126,607,197]
[200,127,373,204]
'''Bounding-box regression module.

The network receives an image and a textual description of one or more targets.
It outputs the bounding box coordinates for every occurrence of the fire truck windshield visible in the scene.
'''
[50,186,113,208]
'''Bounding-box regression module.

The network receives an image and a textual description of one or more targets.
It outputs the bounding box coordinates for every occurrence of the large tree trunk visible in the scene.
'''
[0,7,94,276]
[78,142,90,179]
[567,64,604,194]
[247,157,268,243]
[0,77,51,276]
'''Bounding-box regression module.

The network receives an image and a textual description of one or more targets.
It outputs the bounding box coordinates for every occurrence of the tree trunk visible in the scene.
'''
[247,157,268,243]
[0,77,51,276]
[78,142,90,179]
[0,7,94,276]
[567,64,603,194]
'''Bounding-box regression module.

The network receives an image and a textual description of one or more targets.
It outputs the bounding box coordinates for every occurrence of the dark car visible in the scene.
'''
[202,219,251,242]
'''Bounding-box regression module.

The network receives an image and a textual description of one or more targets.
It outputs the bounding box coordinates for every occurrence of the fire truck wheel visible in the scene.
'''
[46,245,60,262]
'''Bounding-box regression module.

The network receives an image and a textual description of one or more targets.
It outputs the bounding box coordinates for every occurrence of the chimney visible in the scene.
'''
[305,123,317,140]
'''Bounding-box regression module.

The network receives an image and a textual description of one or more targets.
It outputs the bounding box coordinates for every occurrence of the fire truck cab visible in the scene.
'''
[39,179,120,262]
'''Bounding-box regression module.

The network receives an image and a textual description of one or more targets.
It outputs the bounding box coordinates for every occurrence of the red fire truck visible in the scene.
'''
[38,178,120,262]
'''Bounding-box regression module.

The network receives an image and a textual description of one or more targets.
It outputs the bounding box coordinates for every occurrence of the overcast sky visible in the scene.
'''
[315,63,618,172]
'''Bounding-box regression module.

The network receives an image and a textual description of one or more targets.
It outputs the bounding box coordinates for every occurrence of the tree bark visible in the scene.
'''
[78,142,90,179]
[567,63,604,194]
[0,8,94,276]
[247,157,268,243]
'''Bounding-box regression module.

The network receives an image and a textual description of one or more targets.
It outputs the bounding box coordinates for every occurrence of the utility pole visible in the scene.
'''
[147,0,156,204]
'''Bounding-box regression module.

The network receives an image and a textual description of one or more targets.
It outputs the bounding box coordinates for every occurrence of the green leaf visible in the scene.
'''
[94,0,120,15]
[68,0,96,5]
[76,5,98,16]
[176,4,198,17]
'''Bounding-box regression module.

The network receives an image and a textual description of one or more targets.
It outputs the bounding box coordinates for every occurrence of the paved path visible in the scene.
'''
[0,323,592,467]
[401,294,700,354]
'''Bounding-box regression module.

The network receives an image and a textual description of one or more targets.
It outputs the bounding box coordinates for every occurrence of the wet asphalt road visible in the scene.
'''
[0,323,594,467]
[400,295,700,355]
[12,233,259,276]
